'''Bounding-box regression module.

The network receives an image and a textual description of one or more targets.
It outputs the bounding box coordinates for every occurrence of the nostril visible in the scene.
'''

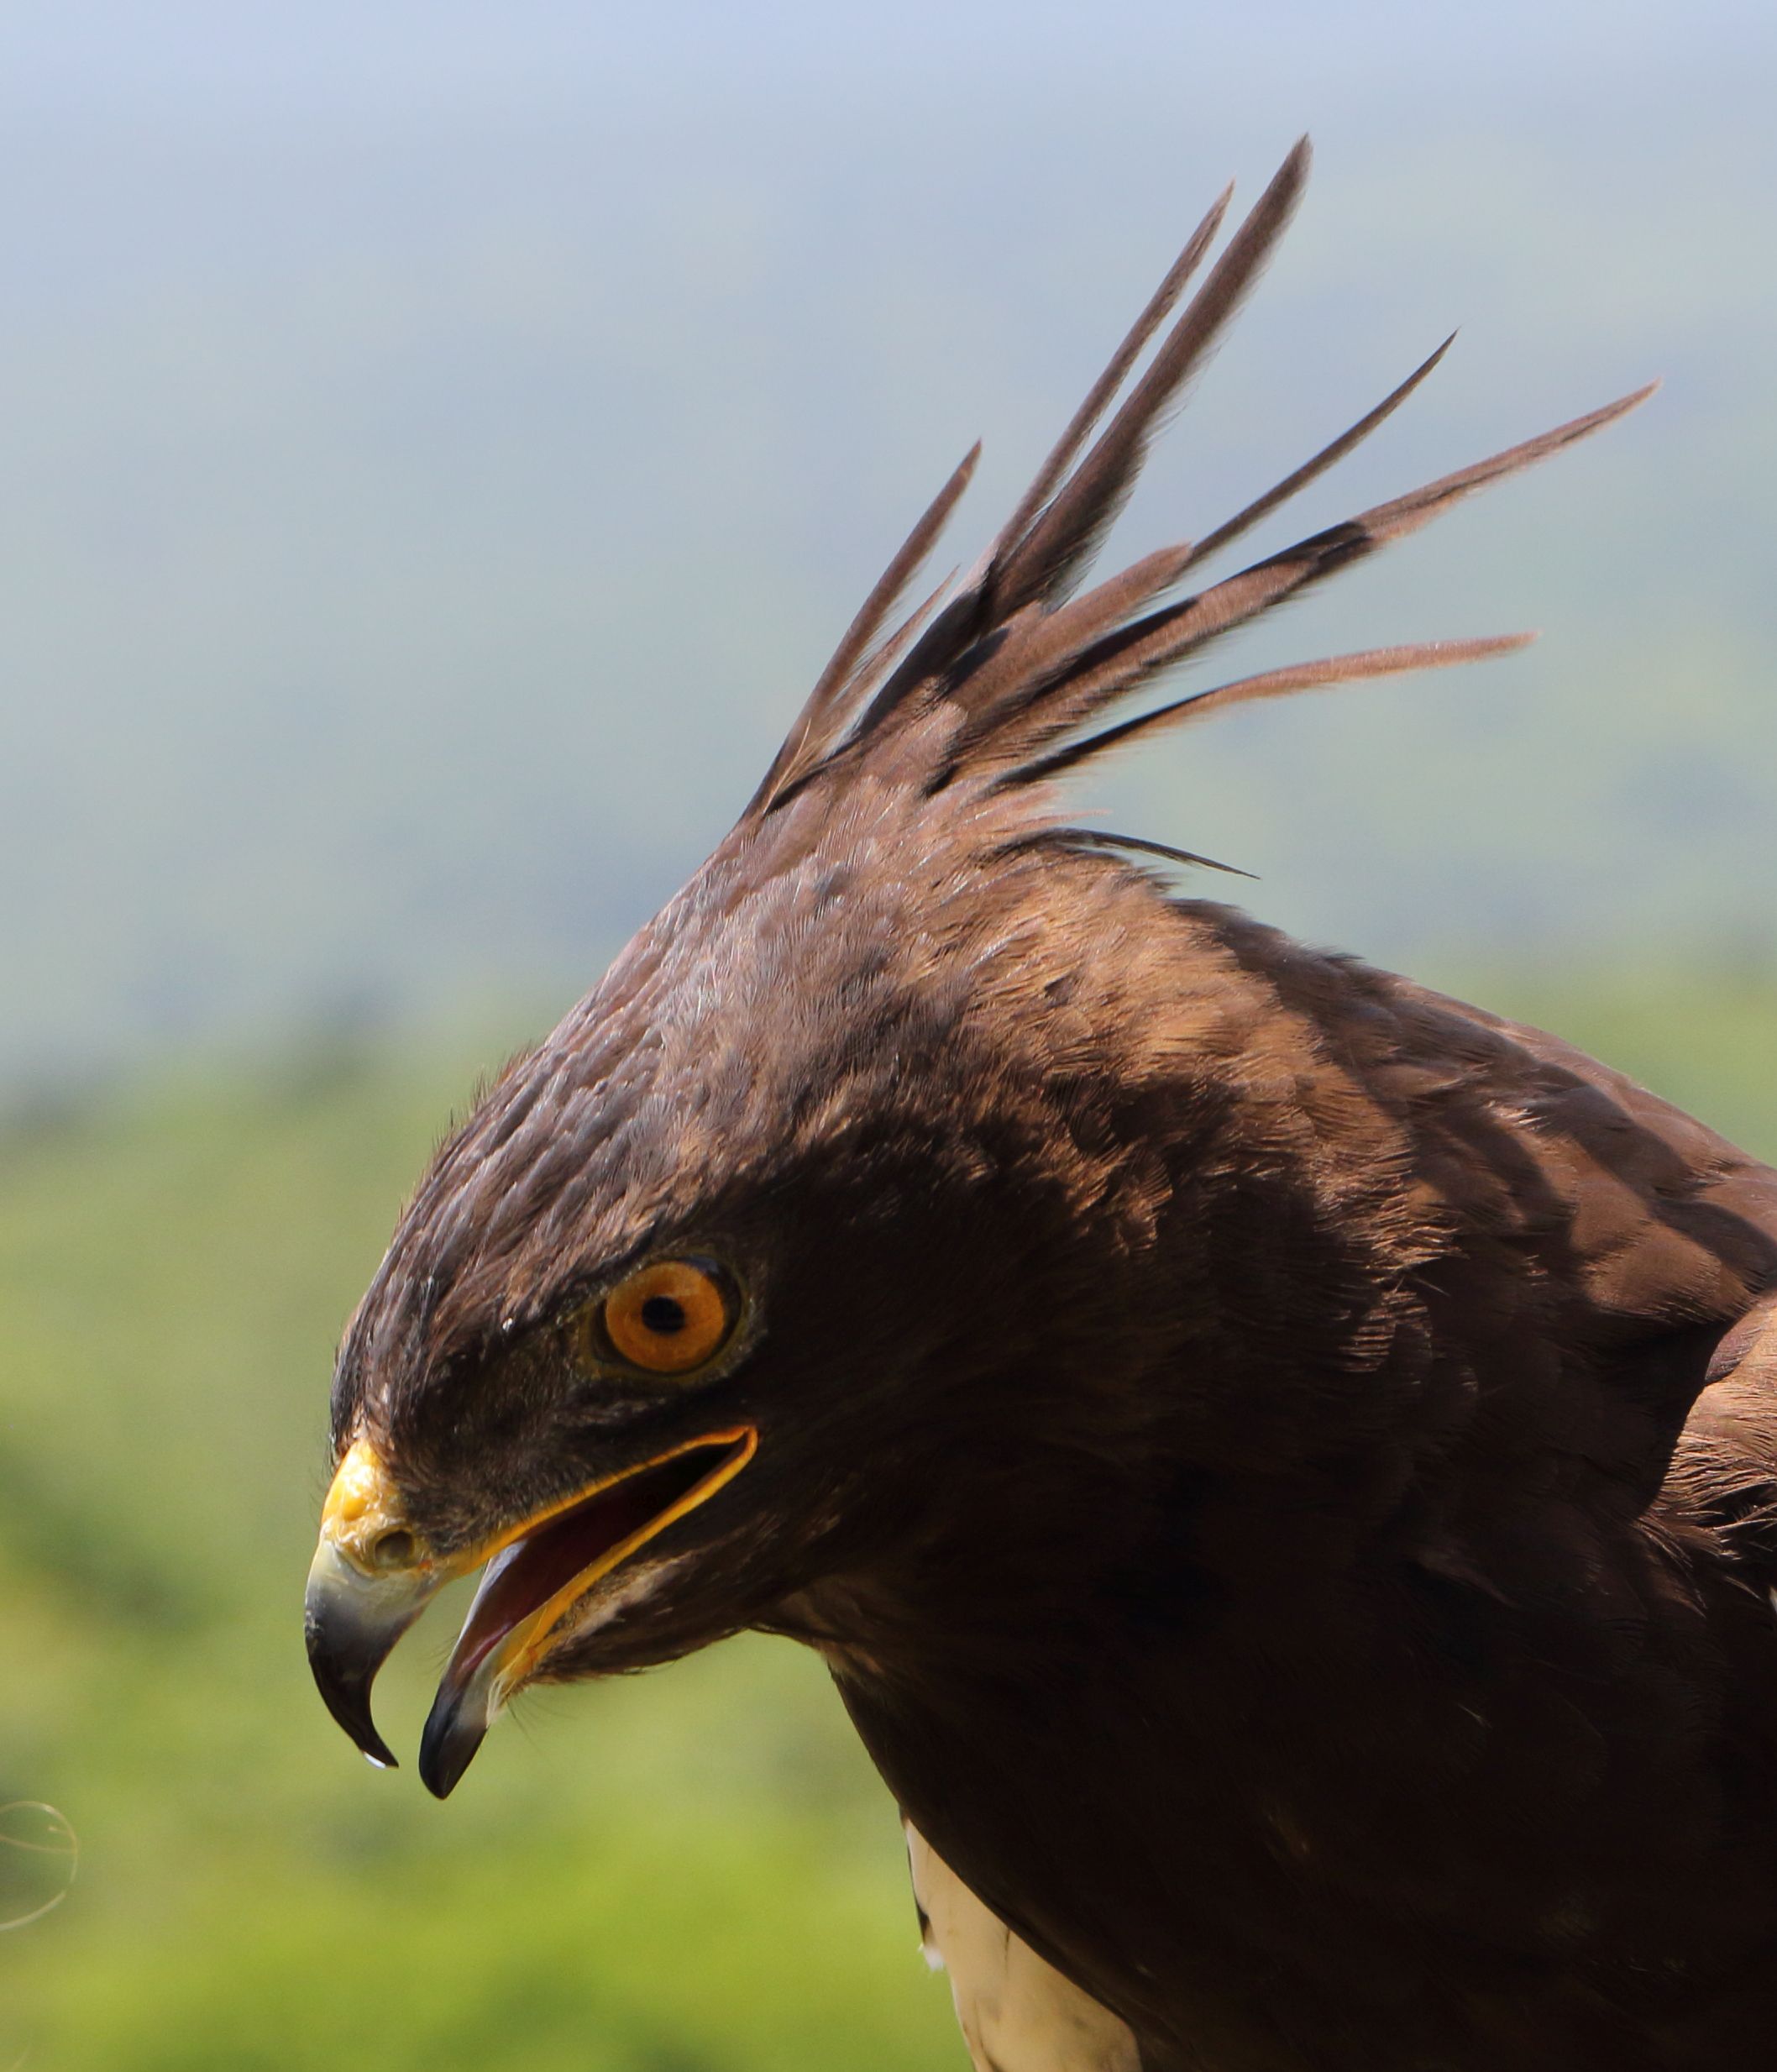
[369,1529,417,1571]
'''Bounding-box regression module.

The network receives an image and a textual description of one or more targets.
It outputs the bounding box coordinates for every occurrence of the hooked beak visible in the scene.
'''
[304,1428,758,1792]
[303,1439,443,1768]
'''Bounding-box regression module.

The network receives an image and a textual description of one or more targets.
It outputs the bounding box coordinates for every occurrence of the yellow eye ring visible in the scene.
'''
[596,1259,735,1376]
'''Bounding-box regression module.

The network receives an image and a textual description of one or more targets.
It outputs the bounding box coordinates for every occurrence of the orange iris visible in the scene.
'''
[600,1259,733,1375]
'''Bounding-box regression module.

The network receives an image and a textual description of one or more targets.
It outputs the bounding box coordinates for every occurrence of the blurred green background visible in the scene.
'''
[2,1,1774,2065]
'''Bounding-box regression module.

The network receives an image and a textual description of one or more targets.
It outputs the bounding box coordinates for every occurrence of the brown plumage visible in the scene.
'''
[302,140,1777,2071]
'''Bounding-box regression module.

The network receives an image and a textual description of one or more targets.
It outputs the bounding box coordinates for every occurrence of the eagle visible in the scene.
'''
[303,139,1777,2071]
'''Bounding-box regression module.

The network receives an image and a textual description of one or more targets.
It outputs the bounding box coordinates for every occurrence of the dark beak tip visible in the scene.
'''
[305,1618,402,1770]
[312,1676,401,1772]
[417,1688,485,1801]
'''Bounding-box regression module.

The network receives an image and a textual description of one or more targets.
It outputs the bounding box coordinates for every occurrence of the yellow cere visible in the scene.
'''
[320,1440,422,1573]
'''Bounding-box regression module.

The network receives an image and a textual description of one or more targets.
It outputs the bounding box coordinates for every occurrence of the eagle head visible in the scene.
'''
[303,139,1646,1798]
[307,730,1227,1796]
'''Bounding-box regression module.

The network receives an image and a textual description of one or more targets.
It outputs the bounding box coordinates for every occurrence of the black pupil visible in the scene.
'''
[640,1294,687,1336]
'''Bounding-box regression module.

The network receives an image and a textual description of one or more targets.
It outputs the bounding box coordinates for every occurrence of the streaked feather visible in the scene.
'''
[965,389,1649,779]
[1181,333,1455,574]
[1003,826,1255,879]
[753,444,979,811]
[986,138,1311,622]
[1013,636,1535,787]
[988,184,1232,570]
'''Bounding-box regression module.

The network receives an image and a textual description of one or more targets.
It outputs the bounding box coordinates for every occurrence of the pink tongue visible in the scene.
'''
[453,1445,730,1679]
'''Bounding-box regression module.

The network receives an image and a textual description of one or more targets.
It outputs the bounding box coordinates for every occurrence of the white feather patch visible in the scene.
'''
[904,1823,1140,2072]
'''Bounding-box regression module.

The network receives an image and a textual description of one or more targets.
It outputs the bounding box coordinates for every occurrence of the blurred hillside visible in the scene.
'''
[3,969,1777,2068]
[0,2,1774,1090]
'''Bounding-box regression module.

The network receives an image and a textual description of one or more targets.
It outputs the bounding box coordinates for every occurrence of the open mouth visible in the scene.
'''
[448,1429,757,1685]
[305,1424,758,1796]
[416,1426,757,1797]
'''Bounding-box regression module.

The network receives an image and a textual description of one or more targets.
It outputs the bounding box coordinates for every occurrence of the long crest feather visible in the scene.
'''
[983,182,1234,589]
[746,143,1653,831]
[1180,333,1455,573]
[844,139,1312,750]
[752,444,978,811]
[958,386,1651,779]
[1014,636,1535,787]
[983,138,1311,622]
[1001,826,1255,879]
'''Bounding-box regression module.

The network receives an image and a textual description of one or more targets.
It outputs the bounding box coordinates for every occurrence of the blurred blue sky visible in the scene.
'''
[1,2,1774,1085]
[6,3,1774,112]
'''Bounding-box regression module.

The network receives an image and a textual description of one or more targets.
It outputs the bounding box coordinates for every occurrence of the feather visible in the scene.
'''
[834,143,1303,753]
[972,386,1651,777]
[1181,333,1455,574]
[940,340,1455,773]
[986,138,1312,621]
[1004,826,1255,879]
[986,184,1233,575]
[947,543,1198,723]
[1012,636,1534,786]
[752,444,979,812]
[757,144,1654,847]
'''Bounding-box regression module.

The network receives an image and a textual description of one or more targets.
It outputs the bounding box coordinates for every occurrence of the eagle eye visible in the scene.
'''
[586,1258,736,1377]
